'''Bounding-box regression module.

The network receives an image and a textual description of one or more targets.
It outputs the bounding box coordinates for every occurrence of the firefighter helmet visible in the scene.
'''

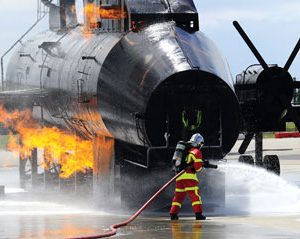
[189,133,204,148]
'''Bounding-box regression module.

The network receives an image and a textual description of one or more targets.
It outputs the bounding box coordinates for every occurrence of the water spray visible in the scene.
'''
[218,162,300,215]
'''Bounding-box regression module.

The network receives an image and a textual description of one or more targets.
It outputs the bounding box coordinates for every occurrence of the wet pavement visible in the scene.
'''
[0,138,300,239]
[0,213,300,239]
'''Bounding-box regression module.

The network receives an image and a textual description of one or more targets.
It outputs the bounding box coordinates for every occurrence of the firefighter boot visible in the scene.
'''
[195,213,206,220]
[170,213,179,220]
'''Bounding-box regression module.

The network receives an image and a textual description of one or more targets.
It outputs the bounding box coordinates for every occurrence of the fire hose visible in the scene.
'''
[68,161,217,239]
[67,170,186,239]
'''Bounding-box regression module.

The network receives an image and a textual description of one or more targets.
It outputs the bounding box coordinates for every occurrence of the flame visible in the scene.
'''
[99,8,127,20]
[84,2,98,30]
[0,105,93,178]
[83,3,127,30]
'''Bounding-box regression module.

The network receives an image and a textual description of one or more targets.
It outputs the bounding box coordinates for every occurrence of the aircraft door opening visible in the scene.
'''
[146,89,222,150]
[166,93,222,148]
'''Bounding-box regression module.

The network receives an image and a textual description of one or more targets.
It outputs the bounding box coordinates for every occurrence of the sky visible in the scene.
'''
[0,0,299,79]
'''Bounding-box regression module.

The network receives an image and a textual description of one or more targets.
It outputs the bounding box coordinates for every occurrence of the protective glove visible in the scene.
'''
[203,160,209,168]
[203,160,218,169]
[190,166,196,173]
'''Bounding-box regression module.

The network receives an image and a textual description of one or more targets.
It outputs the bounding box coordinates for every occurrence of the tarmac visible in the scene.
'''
[0,138,300,239]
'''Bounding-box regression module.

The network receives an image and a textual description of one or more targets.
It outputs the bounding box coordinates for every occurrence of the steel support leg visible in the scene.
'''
[43,148,53,189]
[31,148,38,186]
[255,133,263,166]
[19,153,27,188]
[93,136,115,204]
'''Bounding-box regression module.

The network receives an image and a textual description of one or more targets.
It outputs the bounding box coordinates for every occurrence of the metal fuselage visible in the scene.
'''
[5,21,240,161]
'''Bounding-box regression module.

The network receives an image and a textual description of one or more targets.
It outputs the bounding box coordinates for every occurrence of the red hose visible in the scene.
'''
[68,170,185,239]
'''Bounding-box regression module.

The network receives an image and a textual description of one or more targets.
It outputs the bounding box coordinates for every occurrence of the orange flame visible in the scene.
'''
[98,8,127,20]
[83,3,127,30]
[84,2,98,30]
[0,105,93,178]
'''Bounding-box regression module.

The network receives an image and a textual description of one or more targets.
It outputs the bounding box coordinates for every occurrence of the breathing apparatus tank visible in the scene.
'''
[172,141,191,172]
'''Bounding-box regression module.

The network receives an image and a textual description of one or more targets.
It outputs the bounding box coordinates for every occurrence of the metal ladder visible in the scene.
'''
[0,1,49,91]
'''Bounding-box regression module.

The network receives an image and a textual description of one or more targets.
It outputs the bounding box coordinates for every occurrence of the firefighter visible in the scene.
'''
[170,133,206,220]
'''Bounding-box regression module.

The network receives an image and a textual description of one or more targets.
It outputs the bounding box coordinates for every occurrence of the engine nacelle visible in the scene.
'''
[235,64,294,132]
